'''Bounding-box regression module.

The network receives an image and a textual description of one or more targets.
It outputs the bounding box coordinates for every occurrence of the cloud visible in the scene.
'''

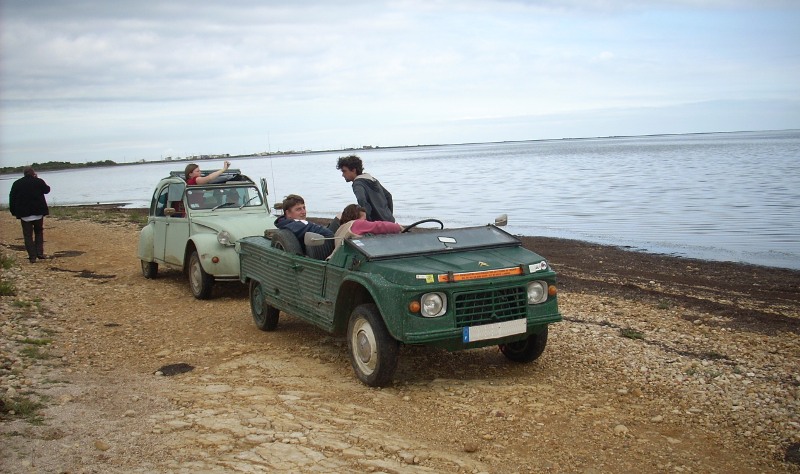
[1,1,799,166]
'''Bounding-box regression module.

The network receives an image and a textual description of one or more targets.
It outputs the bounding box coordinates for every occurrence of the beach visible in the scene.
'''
[1,207,799,472]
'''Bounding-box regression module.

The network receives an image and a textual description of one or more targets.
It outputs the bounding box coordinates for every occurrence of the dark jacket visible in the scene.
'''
[9,175,50,219]
[352,173,394,222]
[274,215,335,252]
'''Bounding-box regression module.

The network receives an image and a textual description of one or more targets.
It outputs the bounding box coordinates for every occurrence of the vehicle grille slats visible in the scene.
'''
[454,286,527,328]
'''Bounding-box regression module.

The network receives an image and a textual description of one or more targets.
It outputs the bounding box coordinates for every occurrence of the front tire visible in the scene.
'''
[499,327,548,362]
[141,260,158,279]
[347,304,399,387]
[249,280,279,331]
[188,250,214,299]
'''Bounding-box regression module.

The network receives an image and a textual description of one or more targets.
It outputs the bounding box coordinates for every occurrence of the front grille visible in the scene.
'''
[454,286,527,328]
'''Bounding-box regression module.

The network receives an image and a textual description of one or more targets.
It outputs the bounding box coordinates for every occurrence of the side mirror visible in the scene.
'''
[494,214,508,227]
[164,207,176,217]
[304,232,326,247]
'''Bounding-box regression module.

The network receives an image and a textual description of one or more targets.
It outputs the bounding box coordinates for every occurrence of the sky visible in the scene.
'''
[1,0,799,167]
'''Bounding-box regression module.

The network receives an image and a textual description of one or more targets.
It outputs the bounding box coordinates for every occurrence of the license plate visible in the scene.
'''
[462,318,527,343]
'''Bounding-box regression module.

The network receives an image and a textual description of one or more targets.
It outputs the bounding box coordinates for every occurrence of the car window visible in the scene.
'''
[154,186,169,216]
[348,225,521,260]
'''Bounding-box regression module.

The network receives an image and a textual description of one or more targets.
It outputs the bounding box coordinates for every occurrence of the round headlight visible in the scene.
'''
[420,292,447,317]
[217,230,233,246]
[527,281,548,304]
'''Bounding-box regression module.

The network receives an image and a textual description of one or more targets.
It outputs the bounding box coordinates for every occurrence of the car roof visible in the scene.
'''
[165,169,256,184]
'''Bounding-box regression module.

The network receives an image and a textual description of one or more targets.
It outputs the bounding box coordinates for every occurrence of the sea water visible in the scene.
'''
[2,130,799,269]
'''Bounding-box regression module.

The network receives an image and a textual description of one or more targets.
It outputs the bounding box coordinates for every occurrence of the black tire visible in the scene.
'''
[499,327,548,363]
[270,228,303,255]
[188,250,214,299]
[141,260,158,279]
[347,304,399,387]
[249,280,279,331]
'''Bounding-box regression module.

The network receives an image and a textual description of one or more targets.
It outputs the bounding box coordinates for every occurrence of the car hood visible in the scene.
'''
[359,246,550,285]
[191,213,275,240]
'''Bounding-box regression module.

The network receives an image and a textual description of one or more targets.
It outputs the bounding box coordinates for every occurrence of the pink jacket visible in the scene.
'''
[333,220,403,250]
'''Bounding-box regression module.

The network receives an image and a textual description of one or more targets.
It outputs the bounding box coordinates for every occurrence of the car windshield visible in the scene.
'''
[185,186,263,210]
[347,225,520,260]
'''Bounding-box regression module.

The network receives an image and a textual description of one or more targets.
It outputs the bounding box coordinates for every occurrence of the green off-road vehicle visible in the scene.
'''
[238,217,561,386]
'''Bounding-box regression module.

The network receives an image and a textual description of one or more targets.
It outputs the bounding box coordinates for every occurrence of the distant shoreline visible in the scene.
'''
[3,128,796,175]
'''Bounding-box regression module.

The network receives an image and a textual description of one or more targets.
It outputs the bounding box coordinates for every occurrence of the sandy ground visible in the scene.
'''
[1,209,799,473]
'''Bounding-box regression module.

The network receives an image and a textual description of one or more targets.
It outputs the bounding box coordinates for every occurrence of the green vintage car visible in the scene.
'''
[238,217,561,386]
[138,169,275,299]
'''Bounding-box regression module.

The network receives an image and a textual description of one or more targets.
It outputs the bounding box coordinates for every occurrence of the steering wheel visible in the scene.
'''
[402,219,444,233]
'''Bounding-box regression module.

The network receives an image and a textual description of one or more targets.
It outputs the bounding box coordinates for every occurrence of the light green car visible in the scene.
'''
[137,169,275,299]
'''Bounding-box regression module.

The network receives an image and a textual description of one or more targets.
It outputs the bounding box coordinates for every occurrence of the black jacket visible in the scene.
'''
[9,175,50,219]
[352,173,394,222]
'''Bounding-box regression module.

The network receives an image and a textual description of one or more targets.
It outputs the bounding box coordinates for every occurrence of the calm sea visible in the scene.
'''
[2,130,799,270]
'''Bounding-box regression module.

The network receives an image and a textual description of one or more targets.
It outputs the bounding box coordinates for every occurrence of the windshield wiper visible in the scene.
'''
[211,202,236,211]
[239,196,259,209]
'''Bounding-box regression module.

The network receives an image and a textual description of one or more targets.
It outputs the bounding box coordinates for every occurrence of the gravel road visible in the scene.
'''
[1,210,798,473]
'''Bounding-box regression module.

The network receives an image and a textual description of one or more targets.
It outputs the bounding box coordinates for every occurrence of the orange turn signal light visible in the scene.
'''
[408,301,421,313]
[548,285,557,296]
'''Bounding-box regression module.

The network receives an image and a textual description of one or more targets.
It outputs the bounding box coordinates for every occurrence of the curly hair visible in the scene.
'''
[335,155,363,175]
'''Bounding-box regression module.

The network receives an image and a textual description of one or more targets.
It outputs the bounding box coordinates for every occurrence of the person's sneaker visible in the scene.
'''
[29,257,36,263]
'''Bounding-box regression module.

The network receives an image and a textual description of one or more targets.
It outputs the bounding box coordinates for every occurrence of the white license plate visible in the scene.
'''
[462,318,527,343]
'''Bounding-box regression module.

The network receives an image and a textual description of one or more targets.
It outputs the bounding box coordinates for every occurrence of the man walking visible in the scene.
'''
[335,155,395,222]
[9,167,51,263]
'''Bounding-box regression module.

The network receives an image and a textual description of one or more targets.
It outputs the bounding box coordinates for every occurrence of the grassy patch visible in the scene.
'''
[701,350,727,360]
[20,346,51,360]
[20,337,52,346]
[0,278,15,296]
[50,205,148,227]
[0,253,14,270]
[619,327,645,340]
[656,300,672,310]
[1,395,45,425]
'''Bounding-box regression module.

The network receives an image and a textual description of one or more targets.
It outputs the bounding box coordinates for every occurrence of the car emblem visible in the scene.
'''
[478,261,489,267]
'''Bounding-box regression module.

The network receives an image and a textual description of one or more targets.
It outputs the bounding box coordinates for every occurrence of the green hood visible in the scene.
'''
[360,246,549,286]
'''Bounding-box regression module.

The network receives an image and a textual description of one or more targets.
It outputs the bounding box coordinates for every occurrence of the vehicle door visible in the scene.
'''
[152,185,170,262]
[162,182,189,266]
[294,256,336,328]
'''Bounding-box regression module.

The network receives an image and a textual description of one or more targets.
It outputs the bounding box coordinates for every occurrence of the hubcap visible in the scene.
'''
[352,319,377,374]
[356,330,372,363]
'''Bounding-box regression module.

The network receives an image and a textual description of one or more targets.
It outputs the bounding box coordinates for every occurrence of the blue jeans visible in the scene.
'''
[20,218,44,260]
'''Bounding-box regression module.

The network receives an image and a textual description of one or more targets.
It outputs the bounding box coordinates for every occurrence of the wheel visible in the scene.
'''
[499,327,548,363]
[401,219,444,233]
[270,229,303,255]
[188,250,214,299]
[249,280,279,331]
[141,260,158,279]
[347,304,399,387]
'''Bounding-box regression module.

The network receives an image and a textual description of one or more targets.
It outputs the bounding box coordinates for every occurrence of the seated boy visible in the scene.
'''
[274,194,336,259]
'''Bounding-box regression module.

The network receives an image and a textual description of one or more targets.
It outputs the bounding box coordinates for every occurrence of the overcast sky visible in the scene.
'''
[1,1,799,167]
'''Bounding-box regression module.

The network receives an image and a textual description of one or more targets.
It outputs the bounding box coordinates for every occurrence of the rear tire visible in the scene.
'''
[141,260,158,279]
[250,280,279,331]
[188,250,214,299]
[347,304,399,387]
[270,229,303,255]
[499,327,548,363]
